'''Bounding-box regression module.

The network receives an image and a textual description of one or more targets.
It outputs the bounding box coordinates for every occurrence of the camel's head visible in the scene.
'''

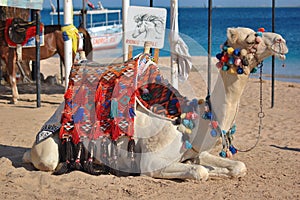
[216,27,288,75]
[261,32,288,60]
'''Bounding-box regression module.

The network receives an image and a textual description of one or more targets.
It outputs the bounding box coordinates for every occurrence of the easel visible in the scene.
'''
[127,41,160,63]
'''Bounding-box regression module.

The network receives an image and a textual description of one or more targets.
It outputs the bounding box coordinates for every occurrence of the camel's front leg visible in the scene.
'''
[147,162,209,181]
[198,151,247,178]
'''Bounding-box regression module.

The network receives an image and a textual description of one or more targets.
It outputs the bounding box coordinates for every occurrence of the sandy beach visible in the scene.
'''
[0,56,299,200]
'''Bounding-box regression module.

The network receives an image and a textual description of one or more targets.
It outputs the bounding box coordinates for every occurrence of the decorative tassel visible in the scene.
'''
[229,145,238,155]
[74,142,83,170]
[111,122,121,141]
[83,140,101,175]
[65,138,74,163]
[219,150,226,158]
[100,137,110,166]
[127,139,137,173]
[110,140,119,176]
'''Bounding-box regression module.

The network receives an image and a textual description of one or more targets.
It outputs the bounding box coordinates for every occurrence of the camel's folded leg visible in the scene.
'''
[22,136,60,171]
[198,151,247,178]
[147,162,209,181]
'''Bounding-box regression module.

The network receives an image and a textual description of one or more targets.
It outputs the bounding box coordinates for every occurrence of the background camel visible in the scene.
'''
[23,27,288,181]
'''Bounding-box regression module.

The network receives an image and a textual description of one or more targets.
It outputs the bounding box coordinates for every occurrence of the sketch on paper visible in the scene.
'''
[125,6,167,49]
[132,14,165,40]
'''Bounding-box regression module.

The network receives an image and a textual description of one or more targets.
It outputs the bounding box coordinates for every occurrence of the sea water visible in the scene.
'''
[41,7,300,82]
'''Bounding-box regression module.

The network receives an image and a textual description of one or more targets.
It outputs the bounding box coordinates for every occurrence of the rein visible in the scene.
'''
[237,62,264,152]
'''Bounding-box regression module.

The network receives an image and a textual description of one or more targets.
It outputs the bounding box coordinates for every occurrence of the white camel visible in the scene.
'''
[23,27,288,180]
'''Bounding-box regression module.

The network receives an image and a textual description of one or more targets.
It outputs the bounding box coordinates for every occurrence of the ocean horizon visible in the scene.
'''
[41,7,300,83]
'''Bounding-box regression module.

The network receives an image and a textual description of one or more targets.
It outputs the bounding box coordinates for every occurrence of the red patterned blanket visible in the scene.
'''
[59,54,185,144]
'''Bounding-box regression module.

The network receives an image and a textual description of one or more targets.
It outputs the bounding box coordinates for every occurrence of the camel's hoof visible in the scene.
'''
[9,98,18,104]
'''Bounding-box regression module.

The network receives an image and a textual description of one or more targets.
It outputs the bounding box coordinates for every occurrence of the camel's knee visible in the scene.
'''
[30,137,60,171]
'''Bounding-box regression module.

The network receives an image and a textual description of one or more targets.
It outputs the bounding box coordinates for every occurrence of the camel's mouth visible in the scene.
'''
[272,49,287,60]
[270,39,288,60]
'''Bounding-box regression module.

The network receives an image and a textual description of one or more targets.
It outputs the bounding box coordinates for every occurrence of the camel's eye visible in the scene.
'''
[245,34,255,45]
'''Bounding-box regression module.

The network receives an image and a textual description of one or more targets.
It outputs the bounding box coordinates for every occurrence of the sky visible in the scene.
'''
[44,0,300,9]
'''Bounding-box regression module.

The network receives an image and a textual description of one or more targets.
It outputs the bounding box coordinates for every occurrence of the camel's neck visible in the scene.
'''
[210,71,249,132]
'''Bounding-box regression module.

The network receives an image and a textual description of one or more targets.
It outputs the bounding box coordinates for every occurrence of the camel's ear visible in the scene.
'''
[227,28,239,44]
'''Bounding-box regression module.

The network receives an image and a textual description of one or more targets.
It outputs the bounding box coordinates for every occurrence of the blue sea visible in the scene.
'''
[41,7,300,82]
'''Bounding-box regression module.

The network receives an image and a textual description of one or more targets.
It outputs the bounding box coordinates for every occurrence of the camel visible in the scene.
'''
[23,27,288,180]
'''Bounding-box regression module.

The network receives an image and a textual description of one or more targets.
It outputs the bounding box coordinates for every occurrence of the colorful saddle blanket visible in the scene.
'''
[59,54,185,144]
[4,18,44,47]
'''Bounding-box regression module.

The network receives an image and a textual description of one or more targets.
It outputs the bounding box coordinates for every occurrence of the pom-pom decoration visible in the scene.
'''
[234,58,241,66]
[256,31,263,37]
[227,47,234,55]
[258,27,265,32]
[222,65,229,71]
[240,49,248,57]
[237,67,244,74]
[228,56,235,65]
[233,48,240,56]
[221,54,229,63]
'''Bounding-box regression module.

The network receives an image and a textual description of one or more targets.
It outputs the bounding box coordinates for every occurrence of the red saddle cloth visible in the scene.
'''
[4,18,44,47]
[59,54,184,144]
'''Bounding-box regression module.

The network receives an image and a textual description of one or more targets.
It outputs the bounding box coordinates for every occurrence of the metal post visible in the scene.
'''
[82,0,86,28]
[149,0,153,55]
[150,0,153,7]
[207,0,212,95]
[31,10,37,81]
[271,0,275,108]
[35,11,41,107]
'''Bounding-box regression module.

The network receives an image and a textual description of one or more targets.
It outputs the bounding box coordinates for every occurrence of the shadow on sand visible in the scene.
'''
[0,144,35,171]
[270,145,300,153]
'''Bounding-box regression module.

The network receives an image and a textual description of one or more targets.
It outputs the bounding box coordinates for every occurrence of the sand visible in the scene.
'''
[0,56,299,200]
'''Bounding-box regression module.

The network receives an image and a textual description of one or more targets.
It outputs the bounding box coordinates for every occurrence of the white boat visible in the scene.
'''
[50,7,122,50]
